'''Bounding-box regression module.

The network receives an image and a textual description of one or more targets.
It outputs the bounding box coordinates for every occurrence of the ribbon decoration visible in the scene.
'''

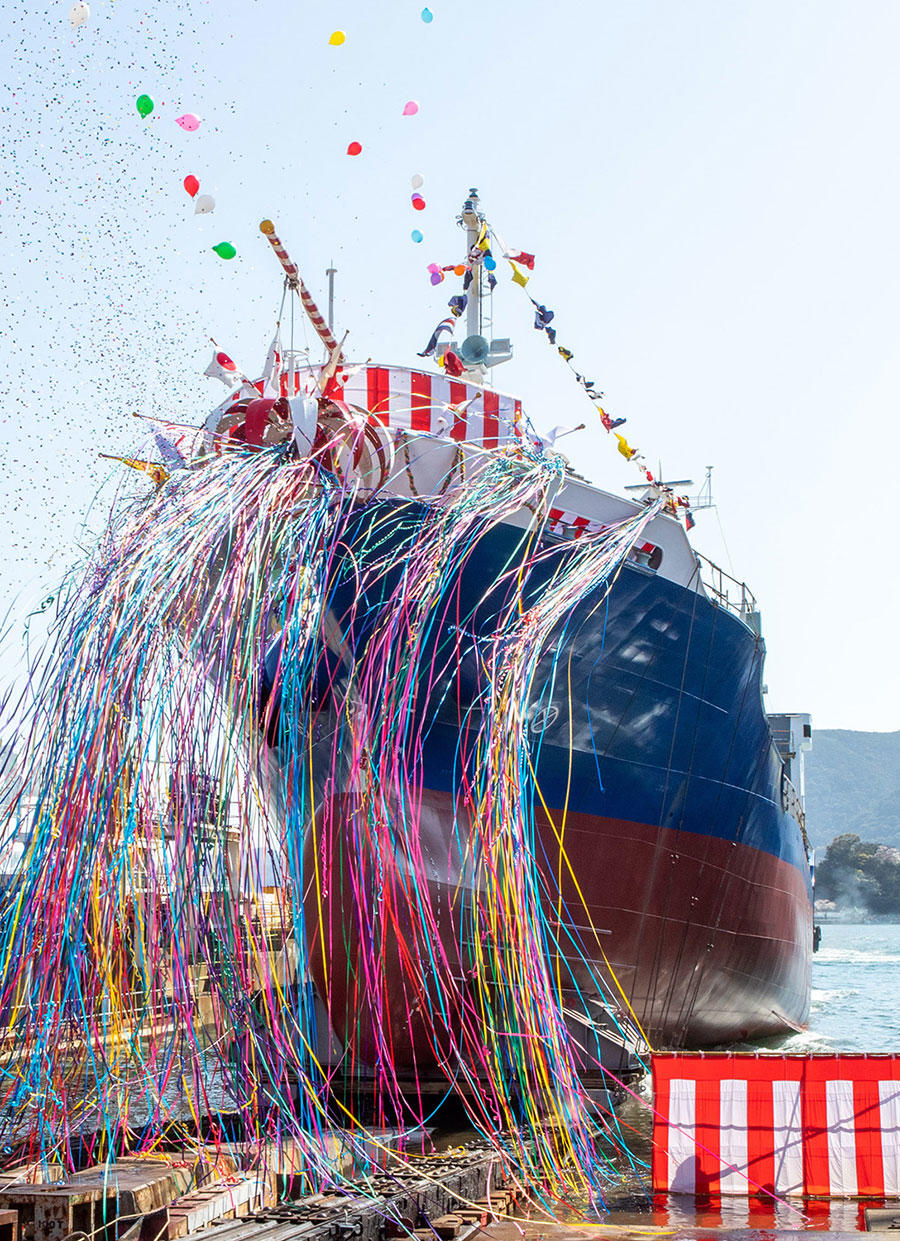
[0,433,660,1209]
[410,213,695,526]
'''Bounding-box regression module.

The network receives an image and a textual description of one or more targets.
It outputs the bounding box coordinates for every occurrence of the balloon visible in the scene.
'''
[453,264,466,276]
[176,113,201,131]
[328,30,346,45]
[411,230,423,243]
[136,94,154,119]
[183,175,200,198]
[194,194,215,214]
[430,272,444,285]
[484,255,497,271]
[69,2,89,28]
[411,173,424,189]
[411,194,426,210]
[402,100,419,116]
[427,263,440,274]
[212,242,236,260]
[421,7,434,21]
[346,141,362,156]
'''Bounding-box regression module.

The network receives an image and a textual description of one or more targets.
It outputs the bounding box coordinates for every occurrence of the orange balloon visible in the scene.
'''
[453,264,466,276]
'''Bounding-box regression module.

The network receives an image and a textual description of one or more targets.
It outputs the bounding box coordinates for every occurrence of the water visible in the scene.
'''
[796,921,900,1053]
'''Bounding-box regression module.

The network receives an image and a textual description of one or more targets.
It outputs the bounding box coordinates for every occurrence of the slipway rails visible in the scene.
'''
[0,1144,519,1241]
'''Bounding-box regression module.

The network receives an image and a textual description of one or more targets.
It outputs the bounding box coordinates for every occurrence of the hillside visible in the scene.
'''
[803,729,900,853]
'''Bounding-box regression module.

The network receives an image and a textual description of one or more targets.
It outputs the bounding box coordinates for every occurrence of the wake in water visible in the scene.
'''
[0,439,660,1207]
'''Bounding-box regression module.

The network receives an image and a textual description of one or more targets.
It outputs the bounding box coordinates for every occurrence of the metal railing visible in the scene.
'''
[695,552,757,619]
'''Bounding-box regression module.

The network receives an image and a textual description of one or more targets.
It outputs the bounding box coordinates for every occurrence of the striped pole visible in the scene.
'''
[259,219,341,357]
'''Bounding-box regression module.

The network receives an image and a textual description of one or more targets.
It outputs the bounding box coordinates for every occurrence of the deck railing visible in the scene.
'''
[696,552,758,619]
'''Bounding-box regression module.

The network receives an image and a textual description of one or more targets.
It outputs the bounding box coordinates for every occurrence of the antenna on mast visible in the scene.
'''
[692,466,716,511]
[326,262,336,332]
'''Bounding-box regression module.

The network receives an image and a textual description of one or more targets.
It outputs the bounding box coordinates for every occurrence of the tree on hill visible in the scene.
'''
[816,833,900,914]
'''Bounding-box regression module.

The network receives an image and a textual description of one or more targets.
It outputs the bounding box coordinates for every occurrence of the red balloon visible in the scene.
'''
[411,194,426,211]
[346,141,362,156]
[183,174,200,198]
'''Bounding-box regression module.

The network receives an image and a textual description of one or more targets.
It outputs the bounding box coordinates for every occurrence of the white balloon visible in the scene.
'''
[69,1,89,27]
[194,194,215,215]
[410,173,424,190]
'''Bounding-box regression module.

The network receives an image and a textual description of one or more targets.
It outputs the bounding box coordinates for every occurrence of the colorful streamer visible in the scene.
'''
[0,421,660,1209]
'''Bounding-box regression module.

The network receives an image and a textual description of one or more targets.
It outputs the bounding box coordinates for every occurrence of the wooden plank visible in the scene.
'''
[164,1175,273,1240]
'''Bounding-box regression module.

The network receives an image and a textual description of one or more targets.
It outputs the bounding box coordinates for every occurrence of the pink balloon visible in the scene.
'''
[402,100,419,116]
[175,113,201,131]
[427,263,440,274]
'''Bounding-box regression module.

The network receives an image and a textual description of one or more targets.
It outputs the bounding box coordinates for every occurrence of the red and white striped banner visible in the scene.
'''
[205,363,526,453]
[652,1053,900,1198]
[281,363,524,447]
[547,507,607,538]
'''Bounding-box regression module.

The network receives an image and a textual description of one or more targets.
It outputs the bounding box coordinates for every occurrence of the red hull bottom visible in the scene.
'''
[307,791,812,1068]
[539,808,812,1048]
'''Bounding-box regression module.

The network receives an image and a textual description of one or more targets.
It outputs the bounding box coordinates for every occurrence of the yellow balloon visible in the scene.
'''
[328,30,346,45]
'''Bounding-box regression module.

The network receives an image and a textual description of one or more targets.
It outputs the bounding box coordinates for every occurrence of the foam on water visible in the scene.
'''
[807,921,900,1053]
[815,947,900,964]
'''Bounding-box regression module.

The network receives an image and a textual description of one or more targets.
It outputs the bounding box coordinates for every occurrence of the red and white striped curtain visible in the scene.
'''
[652,1052,900,1198]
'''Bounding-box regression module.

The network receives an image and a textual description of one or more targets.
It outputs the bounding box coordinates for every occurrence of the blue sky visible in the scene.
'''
[1,0,899,731]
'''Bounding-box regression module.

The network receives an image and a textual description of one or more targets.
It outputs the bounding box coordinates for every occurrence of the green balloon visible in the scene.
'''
[136,94,154,119]
[212,242,237,260]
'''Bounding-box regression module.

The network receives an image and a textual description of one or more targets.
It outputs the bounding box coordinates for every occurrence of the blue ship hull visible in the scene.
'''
[267,498,813,1053]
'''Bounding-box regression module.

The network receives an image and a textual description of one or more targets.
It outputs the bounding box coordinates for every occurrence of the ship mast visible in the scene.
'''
[455,189,513,380]
[460,189,483,341]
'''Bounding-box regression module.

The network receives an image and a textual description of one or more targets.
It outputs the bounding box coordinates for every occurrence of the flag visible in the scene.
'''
[510,262,529,287]
[615,433,636,460]
[136,414,201,462]
[418,316,456,358]
[443,349,465,377]
[508,251,535,269]
[532,301,554,331]
[557,346,574,362]
[262,331,283,397]
[289,396,319,454]
[204,349,241,387]
[685,509,696,531]
[153,430,186,471]
[544,422,585,446]
[108,456,169,487]
[447,294,468,317]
